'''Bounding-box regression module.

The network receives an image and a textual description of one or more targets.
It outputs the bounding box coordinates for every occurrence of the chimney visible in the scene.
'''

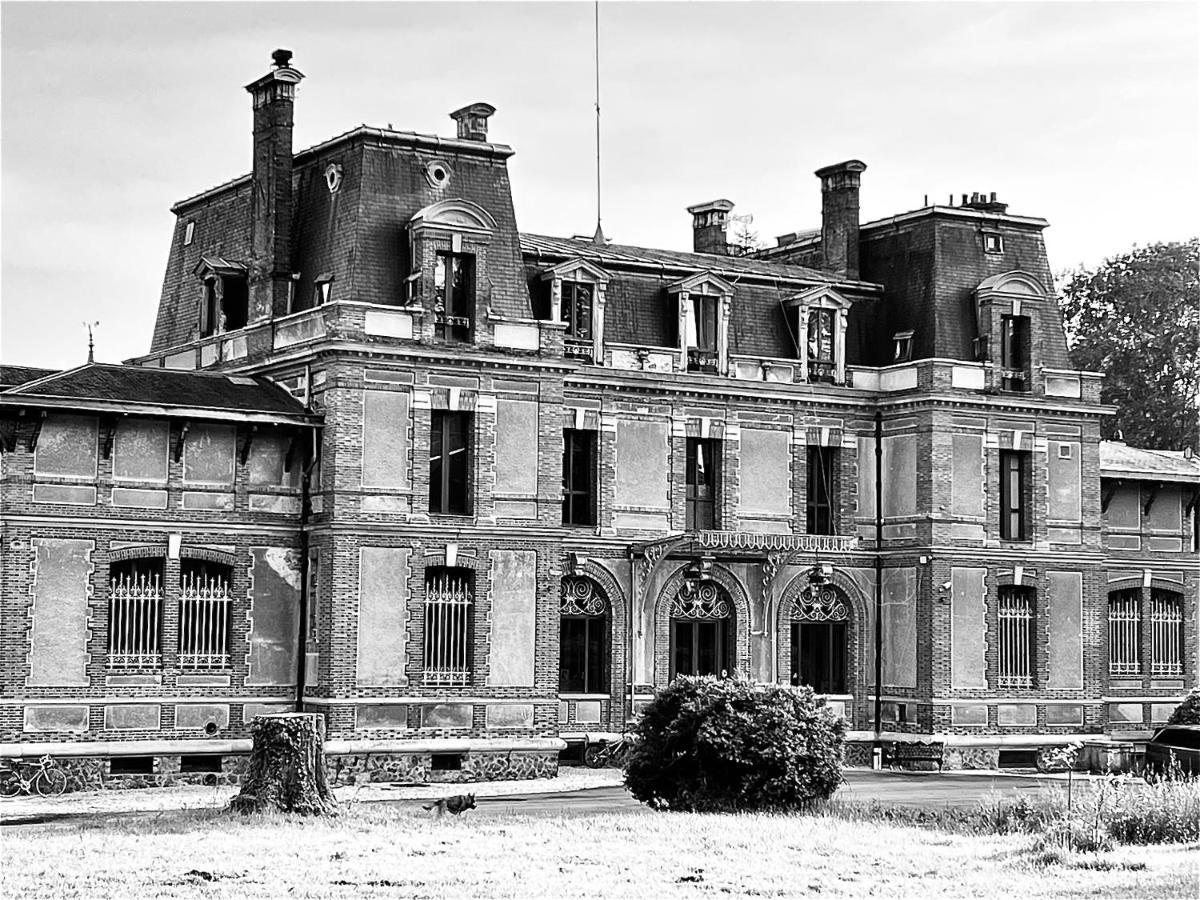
[450,103,496,142]
[245,49,303,321]
[814,160,867,279]
[687,199,734,255]
[961,190,1010,215]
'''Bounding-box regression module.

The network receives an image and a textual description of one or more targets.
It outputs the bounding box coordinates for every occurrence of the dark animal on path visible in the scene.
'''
[422,793,477,817]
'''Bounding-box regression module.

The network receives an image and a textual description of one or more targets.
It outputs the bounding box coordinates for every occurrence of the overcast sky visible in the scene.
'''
[2,1,1197,369]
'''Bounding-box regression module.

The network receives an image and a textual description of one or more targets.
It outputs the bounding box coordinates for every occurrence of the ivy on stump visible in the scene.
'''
[229,713,339,816]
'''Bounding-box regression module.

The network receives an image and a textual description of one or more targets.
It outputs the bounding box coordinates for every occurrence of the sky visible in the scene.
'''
[1,0,1197,369]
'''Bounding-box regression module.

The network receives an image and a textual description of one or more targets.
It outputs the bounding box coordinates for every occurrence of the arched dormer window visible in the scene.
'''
[666,272,734,375]
[974,271,1048,393]
[783,286,852,384]
[539,258,611,364]
[409,199,497,344]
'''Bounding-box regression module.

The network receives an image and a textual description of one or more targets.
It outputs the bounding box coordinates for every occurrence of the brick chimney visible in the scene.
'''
[245,49,303,321]
[814,160,866,279]
[450,103,496,142]
[687,199,734,255]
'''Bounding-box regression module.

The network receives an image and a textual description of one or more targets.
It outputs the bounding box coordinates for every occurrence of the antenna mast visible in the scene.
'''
[592,0,605,244]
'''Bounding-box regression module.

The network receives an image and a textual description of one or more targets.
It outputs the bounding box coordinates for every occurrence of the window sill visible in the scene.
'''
[558,693,610,701]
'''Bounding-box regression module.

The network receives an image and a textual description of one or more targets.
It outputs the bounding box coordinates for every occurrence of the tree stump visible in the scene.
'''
[229,713,339,816]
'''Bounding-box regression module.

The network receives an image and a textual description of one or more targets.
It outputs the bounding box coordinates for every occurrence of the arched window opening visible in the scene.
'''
[1108,588,1141,676]
[180,559,233,670]
[670,578,732,678]
[790,583,848,694]
[1151,589,1184,677]
[559,578,609,693]
[108,557,165,670]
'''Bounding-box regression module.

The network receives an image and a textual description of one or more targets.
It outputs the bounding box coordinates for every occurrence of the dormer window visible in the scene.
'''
[784,286,852,385]
[434,251,475,342]
[999,315,1030,391]
[666,272,733,376]
[314,273,333,307]
[194,257,249,338]
[984,233,1004,254]
[540,258,610,364]
[893,330,914,363]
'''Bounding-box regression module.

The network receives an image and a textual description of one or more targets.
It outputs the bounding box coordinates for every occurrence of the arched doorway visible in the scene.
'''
[669,579,734,678]
[789,583,849,694]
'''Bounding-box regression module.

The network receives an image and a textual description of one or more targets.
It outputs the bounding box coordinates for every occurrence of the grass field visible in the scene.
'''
[2,801,1196,899]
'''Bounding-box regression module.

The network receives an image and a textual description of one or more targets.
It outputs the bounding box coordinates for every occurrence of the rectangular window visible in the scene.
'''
[434,252,475,341]
[559,616,607,693]
[999,450,1029,540]
[671,619,730,678]
[108,558,164,669]
[179,560,232,670]
[806,446,837,535]
[807,308,836,382]
[686,295,719,372]
[314,275,333,306]
[184,221,195,246]
[200,275,249,337]
[685,437,719,531]
[423,567,473,686]
[429,411,471,516]
[791,622,847,694]
[562,429,597,526]
[1150,589,1184,677]
[1108,588,1142,676]
[999,315,1030,391]
[892,331,913,363]
[984,233,1004,253]
[561,282,593,341]
[998,586,1035,688]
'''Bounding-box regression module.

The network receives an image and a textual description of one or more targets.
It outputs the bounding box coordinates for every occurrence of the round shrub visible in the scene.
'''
[624,675,845,812]
[1166,688,1200,726]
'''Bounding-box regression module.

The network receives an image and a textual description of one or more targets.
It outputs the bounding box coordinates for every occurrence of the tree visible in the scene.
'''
[727,216,762,257]
[624,676,845,812]
[229,713,339,816]
[1167,688,1200,726]
[1058,239,1199,450]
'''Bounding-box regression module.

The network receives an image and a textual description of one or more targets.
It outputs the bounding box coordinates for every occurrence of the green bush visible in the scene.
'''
[1166,687,1200,726]
[624,676,845,812]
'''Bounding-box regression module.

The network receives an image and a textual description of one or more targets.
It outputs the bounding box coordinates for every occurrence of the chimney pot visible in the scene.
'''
[271,48,293,69]
[990,191,997,202]
[450,102,497,142]
[962,194,968,205]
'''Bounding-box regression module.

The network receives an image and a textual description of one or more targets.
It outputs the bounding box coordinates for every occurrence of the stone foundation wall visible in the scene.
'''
[53,755,248,792]
[328,750,558,786]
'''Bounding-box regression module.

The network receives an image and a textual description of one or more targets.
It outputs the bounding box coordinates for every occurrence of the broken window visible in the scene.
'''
[434,252,474,341]
[807,308,836,382]
[108,557,165,670]
[806,446,837,536]
[997,586,1035,688]
[561,281,593,342]
[429,410,471,516]
[562,429,597,526]
[893,330,914,363]
[179,559,232,670]
[685,437,719,531]
[314,274,333,306]
[686,295,720,373]
[999,315,1030,391]
[199,274,249,337]
[423,567,473,686]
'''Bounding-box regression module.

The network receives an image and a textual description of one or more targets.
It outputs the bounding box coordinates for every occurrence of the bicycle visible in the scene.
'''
[0,755,68,797]
[583,732,637,769]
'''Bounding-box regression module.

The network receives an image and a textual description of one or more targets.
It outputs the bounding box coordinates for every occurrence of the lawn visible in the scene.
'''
[2,801,1196,899]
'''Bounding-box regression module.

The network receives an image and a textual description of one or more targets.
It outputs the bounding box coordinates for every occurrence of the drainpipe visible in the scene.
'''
[294,431,316,710]
[873,409,883,740]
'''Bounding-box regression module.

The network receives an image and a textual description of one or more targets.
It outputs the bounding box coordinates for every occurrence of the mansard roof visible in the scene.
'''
[0,363,315,425]
[0,366,59,389]
[1100,441,1200,483]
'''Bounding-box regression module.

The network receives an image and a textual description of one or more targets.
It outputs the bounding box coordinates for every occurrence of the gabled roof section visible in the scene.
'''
[194,256,248,278]
[539,258,611,283]
[976,270,1048,297]
[521,233,868,289]
[666,271,734,295]
[1100,441,1200,483]
[0,363,316,425]
[783,284,854,310]
[0,366,59,389]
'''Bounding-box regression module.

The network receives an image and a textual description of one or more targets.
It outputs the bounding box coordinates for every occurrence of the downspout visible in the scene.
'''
[873,409,884,740]
[294,427,318,710]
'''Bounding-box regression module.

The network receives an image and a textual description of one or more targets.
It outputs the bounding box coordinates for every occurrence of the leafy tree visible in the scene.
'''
[1166,687,1200,726]
[727,216,762,257]
[1058,239,1199,450]
[624,676,845,812]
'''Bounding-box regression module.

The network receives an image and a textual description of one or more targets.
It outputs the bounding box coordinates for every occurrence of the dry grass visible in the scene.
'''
[2,802,1197,899]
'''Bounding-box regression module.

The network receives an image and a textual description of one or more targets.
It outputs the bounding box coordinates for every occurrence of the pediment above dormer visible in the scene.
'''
[409,198,497,233]
[782,284,853,310]
[666,271,734,296]
[539,258,611,284]
[976,270,1047,298]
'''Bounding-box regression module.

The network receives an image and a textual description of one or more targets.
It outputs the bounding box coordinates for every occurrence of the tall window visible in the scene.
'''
[999,315,1030,391]
[687,295,719,373]
[561,282,593,342]
[998,586,1035,688]
[806,446,836,535]
[1108,588,1142,676]
[424,567,473,686]
[790,584,849,694]
[108,558,165,669]
[559,578,608,693]
[999,450,1029,540]
[1150,589,1184,677]
[179,560,232,670]
[685,437,719,531]
[562,429,597,526]
[670,580,733,678]
[434,252,475,341]
[429,411,471,516]
[807,308,836,382]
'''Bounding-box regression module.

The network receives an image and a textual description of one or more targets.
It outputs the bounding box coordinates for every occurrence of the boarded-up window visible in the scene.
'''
[1047,441,1081,523]
[113,419,169,482]
[34,414,97,478]
[249,431,300,488]
[361,391,409,489]
[1146,486,1182,532]
[739,429,790,517]
[183,424,235,485]
[614,420,669,510]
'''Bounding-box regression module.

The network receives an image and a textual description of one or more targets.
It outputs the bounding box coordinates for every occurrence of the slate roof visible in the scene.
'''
[0,366,59,388]
[1100,441,1200,483]
[520,233,856,286]
[0,363,315,424]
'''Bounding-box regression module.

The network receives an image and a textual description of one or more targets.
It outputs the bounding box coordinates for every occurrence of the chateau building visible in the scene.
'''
[1,52,1196,784]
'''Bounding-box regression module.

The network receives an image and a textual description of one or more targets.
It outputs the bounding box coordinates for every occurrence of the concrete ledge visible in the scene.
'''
[324,738,567,754]
[2,736,568,758]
